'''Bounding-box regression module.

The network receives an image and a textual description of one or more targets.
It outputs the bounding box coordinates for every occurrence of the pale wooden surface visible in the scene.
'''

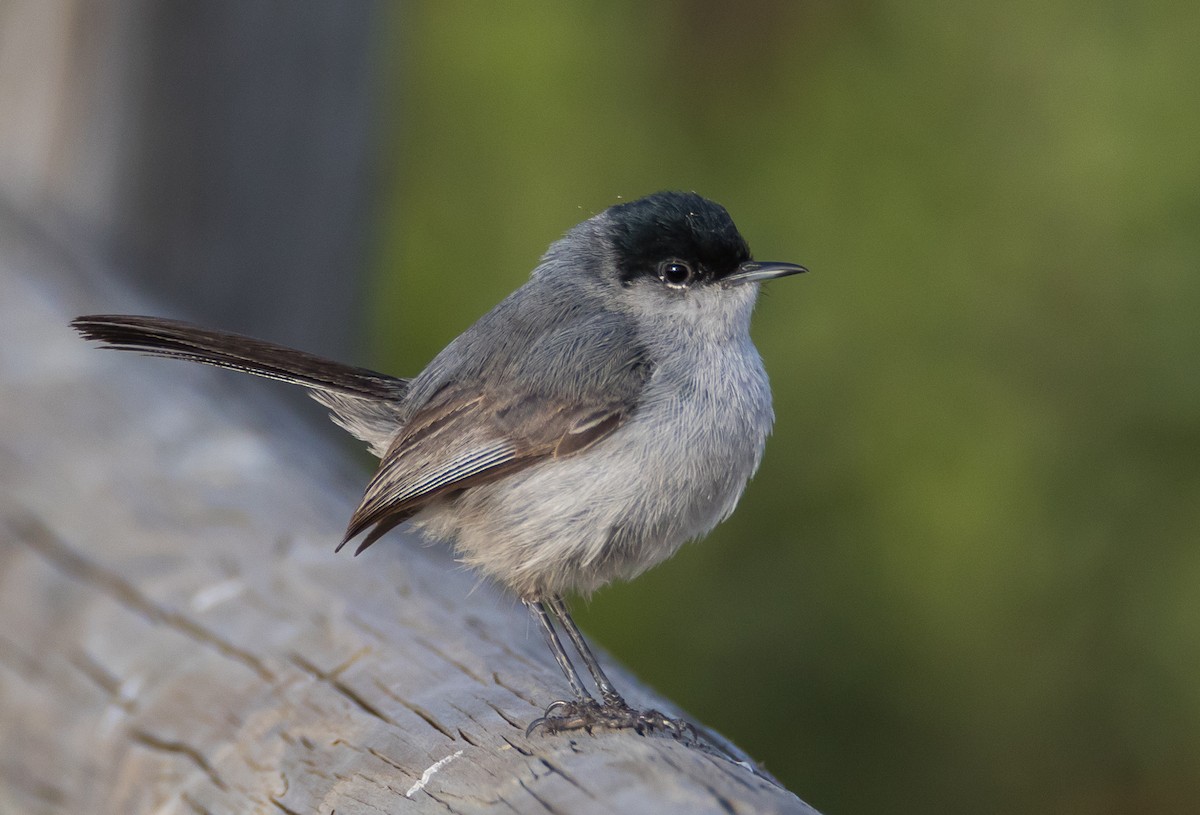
[0,220,821,814]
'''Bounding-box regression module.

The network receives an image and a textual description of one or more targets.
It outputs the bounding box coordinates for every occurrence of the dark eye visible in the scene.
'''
[658,260,694,289]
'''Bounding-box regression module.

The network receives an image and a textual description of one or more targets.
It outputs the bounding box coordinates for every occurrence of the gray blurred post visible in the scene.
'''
[0,0,378,356]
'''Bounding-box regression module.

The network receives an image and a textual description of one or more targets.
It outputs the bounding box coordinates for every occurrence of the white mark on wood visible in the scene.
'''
[99,705,125,734]
[117,675,143,707]
[405,749,464,798]
[190,577,245,611]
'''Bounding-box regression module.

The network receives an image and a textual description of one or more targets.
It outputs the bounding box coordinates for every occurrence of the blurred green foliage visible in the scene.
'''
[369,2,1200,812]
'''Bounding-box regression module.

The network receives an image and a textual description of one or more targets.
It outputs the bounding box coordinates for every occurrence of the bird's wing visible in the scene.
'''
[341,372,648,555]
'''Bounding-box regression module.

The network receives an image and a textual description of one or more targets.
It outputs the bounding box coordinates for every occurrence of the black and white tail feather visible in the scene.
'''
[71,315,409,458]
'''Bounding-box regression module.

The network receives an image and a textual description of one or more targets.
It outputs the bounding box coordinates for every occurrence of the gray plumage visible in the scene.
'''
[391,217,776,597]
[73,190,804,736]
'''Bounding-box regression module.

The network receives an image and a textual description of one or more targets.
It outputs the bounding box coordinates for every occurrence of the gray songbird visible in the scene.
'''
[72,191,805,736]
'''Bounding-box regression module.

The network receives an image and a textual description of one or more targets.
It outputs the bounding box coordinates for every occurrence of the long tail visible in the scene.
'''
[71,314,407,398]
[71,314,409,455]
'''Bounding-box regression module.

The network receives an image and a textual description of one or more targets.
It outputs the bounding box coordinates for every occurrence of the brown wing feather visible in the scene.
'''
[340,383,632,554]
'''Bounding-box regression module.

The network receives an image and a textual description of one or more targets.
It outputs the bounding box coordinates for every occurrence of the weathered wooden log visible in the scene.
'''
[0,218,819,813]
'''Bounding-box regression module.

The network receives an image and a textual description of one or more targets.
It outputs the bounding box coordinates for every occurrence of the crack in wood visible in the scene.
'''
[450,704,510,754]
[288,653,396,725]
[68,648,136,712]
[269,798,303,815]
[344,611,390,643]
[704,784,739,815]
[366,747,415,779]
[414,635,487,685]
[500,735,534,757]
[491,671,538,707]
[129,727,229,791]
[371,678,456,740]
[518,777,567,815]
[339,790,393,814]
[2,770,67,806]
[180,791,214,815]
[465,618,545,671]
[537,757,596,800]
[488,702,524,731]
[423,788,468,814]
[495,794,524,813]
[328,646,373,677]
[10,513,275,682]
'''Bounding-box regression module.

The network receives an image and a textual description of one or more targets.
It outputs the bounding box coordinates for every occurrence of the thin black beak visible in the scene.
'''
[723,260,808,286]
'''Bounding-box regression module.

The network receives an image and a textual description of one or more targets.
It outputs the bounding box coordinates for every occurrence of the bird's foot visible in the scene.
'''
[526,697,698,741]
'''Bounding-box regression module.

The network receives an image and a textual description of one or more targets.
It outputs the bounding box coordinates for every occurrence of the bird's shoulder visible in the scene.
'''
[406,277,652,412]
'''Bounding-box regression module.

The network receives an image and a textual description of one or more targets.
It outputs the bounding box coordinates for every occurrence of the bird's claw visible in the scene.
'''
[526,698,697,741]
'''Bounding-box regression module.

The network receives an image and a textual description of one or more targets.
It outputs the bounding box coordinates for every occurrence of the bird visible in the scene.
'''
[72,190,805,737]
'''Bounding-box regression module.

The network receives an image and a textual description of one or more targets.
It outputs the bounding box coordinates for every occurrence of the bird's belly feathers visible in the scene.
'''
[412,344,774,598]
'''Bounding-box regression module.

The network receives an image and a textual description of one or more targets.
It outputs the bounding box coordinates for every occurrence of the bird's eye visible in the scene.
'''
[659,261,694,289]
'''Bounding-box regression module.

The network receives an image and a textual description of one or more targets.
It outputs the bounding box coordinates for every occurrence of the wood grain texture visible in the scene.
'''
[0,221,821,814]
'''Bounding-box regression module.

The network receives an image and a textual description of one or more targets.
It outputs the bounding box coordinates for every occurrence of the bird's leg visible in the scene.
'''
[525,599,603,735]
[527,595,699,741]
[547,594,625,707]
[527,599,591,701]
